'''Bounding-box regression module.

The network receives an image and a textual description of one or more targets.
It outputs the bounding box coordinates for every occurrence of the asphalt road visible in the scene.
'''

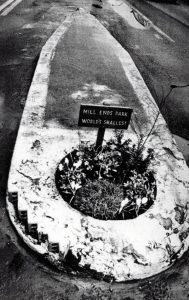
[117,0,189,162]
[0,0,189,299]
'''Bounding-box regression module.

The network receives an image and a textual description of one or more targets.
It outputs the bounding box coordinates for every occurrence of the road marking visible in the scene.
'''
[0,0,15,13]
[152,22,175,43]
[154,33,163,40]
[0,0,24,16]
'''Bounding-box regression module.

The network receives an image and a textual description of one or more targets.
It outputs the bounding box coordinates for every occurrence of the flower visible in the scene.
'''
[136,198,142,207]
[98,154,104,160]
[142,197,148,204]
[59,164,63,171]
[75,183,82,190]
[70,181,81,191]
[119,198,129,213]
[64,158,69,165]
[73,160,82,168]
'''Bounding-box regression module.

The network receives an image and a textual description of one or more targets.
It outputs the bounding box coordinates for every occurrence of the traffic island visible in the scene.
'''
[6,10,189,282]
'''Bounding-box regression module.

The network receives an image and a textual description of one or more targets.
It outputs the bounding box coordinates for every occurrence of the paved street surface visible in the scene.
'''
[146,0,189,27]
[0,0,189,299]
[95,0,189,164]
[125,0,189,160]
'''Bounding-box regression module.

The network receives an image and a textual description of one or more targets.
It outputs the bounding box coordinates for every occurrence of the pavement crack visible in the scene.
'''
[162,147,184,161]
[17,170,40,184]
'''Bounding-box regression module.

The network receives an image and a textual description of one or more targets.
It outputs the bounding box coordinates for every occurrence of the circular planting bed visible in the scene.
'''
[56,133,156,220]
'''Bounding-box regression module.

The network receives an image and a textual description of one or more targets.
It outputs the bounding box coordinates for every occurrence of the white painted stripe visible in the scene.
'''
[152,22,175,43]
[0,0,14,13]
[1,0,23,15]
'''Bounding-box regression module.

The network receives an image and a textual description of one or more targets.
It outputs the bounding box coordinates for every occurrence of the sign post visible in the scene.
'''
[96,127,105,150]
[78,104,133,150]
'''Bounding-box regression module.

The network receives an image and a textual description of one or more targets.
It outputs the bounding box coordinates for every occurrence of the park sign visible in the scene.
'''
[78,104,133,129]
[78,104,133,150]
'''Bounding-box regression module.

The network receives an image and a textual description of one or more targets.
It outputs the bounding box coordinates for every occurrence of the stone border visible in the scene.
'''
[6,10,189,282]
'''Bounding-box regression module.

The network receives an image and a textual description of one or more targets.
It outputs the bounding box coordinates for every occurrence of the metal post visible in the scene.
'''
[95,127,105,151]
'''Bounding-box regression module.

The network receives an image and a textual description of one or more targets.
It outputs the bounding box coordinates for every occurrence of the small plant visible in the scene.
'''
[74,179,123,220]
[55,132,156,220]
[137,83,189,149]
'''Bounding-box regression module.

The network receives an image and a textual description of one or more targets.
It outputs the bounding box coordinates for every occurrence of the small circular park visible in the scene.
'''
[56,132,156,221]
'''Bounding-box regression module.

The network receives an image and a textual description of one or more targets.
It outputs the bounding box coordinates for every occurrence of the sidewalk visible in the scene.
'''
[6,9,189,282]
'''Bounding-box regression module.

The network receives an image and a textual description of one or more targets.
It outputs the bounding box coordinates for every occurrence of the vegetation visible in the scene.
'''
[55,131,156,220]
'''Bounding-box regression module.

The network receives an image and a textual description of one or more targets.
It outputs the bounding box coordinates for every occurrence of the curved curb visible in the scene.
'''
[7,10,189,281]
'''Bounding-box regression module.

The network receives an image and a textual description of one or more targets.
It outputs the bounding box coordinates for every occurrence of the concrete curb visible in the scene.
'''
[7,11,75,257]
[6,10,189,281]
